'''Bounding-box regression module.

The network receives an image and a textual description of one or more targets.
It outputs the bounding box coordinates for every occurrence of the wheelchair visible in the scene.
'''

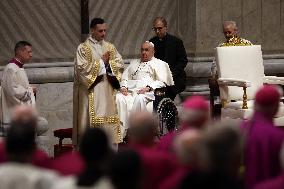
[153,86,179,137]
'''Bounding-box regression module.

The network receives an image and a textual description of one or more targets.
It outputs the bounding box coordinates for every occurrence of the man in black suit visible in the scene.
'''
[150,17,188,100]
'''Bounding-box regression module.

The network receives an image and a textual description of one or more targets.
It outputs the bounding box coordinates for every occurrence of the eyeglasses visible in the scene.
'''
[152,27,164,31]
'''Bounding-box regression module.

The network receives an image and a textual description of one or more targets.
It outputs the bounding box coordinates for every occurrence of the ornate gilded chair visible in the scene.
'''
[216,45,284,125]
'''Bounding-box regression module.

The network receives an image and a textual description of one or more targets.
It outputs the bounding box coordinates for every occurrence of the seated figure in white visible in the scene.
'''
[116,41,174,138]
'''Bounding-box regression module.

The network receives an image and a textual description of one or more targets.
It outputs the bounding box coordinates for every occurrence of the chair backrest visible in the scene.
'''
[216,45,264,101]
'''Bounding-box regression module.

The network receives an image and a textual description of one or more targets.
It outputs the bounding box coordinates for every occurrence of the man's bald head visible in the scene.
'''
[7,105,38,162]
[173,129,202,165]
[141,41,155,62]
[128,111,158,144]
[201,121,243,176]
[11,105,38,124]
[223,21,238,40]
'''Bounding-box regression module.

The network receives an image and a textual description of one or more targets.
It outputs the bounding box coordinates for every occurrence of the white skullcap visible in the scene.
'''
[145,41,155,48]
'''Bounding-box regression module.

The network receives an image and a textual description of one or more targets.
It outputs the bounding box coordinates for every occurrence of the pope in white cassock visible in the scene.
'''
[116,41,174,138]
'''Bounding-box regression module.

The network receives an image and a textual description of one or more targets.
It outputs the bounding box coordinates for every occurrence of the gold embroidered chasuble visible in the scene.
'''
[219,36,252,47]
[73,37,123,145]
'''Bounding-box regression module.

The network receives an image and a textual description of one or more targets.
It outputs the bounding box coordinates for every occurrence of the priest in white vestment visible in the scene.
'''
[116,41,174,138]
[0,41,48,137]
[73,18,124,145]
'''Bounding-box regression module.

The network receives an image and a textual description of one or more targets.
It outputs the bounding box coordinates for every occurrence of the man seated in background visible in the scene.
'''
[209,21,252,117]
[126,111,177,189]
[211,21,252,79]
[127,111,159,149]
[0,105,57,189]
[0,105,50,167]
[159,129,202,189]
[179,123,243,189]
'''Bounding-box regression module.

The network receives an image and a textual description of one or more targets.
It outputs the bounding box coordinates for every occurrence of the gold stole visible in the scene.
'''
[220,36,252,47]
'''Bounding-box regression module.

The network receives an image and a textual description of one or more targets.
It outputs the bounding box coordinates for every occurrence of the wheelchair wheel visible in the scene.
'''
[157,98,178,136]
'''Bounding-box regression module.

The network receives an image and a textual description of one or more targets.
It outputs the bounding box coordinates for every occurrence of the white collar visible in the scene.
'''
[141,57,155,63]
[89,36,103,45]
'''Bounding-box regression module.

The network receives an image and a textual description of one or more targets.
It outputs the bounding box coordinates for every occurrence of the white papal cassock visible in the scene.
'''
[116,57,174,137]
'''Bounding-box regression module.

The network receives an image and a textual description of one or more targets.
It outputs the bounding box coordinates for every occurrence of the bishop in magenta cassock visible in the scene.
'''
[241,85,284,189]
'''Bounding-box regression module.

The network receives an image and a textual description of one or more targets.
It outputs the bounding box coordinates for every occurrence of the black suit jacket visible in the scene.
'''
[150,34,188,95]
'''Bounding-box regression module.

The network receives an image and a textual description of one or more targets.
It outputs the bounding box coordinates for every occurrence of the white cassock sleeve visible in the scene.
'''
[120,65,130,88]
[148,58,174,89]
[98,59,107,76]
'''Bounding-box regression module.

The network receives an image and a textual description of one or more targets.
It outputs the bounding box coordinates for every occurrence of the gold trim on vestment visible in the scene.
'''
[88,91,95,126]
[219,36,252,47]
[88,90,122,143]
[88,59,100,89]
[88,91,120,125]
[85,40,122,143]
[107,43,121,81]
[81,41,101,89]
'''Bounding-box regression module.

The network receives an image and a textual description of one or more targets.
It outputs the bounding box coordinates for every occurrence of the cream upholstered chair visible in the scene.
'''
[215,45,284,125]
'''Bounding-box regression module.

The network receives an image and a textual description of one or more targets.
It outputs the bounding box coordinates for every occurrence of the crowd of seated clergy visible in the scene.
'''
[0,84,282,189]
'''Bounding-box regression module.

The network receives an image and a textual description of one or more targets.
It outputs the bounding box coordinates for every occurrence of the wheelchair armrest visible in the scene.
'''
[218,78,251,87]
[154,87,167,96]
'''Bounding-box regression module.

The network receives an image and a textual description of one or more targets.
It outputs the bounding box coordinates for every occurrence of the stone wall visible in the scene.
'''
[0,0,80,64]
[89,0,179,58]
[1,0,283,62]
[194,0,284,56]
[89,0,284,57]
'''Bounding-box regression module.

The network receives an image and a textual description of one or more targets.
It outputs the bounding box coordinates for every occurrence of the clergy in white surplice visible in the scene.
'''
[116,41,174,138]
[0,41,48,137]
[73,18,124,146]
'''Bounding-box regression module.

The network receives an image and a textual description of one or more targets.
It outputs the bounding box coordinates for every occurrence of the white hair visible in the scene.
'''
[179,109,209,125]
[145,41,154,48]
[173,129,202,165]
[223,21,237,28]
